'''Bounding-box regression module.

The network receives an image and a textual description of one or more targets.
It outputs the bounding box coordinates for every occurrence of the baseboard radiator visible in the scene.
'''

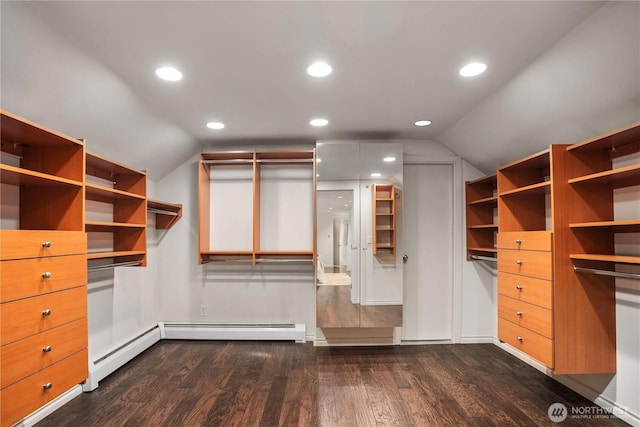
[83,325,162,391]
[159,321,306,343]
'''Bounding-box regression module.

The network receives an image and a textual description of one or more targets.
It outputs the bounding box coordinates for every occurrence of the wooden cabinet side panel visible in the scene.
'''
[197,159,211,261]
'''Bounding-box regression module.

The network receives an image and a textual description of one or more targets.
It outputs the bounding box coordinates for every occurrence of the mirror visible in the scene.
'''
[316,142,403,328]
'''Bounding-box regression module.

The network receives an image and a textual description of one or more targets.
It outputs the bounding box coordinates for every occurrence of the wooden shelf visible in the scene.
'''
[568,164,640,189]
[147,198,182,229]
[85,182,146,202]
[499,181,551,197]
[570,254,640,265]
[468,247,498,253]
[570,219,640,233]
[468,224,498,230]
[87,251,146,260]
[372,184,396,256]
[467,195,498,206]
[0,165,83,188]
[85,221,145,231]
[567,122,640,152]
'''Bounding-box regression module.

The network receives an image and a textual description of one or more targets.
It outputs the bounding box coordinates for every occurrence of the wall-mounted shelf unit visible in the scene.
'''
[465,174,497,260]
[198,150,316,265]
[372,184,396,255]
[147,199,182,229]
[1,110,88,427]
[566,122,640,268]
[85,151,147,267]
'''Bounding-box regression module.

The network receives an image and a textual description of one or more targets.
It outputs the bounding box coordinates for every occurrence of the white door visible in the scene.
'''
[402,163,454,341]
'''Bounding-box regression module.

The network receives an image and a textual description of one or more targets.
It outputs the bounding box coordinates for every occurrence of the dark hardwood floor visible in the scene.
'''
[37,341,628,426]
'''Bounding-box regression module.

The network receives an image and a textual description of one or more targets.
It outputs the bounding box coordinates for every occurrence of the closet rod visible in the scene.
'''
[256,258,312,263]
[470,254,498,262]
[202,159,254,164]
[147,207,179,216]
[201,259,253,264]
[573,266,640,281]
[88,260,142,271]
[255,159,313,164]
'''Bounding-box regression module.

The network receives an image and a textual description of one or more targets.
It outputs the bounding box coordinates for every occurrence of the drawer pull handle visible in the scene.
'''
[42,309,52,316]
[43,382,53,390]
[42,241,52,248]
[43,345,52,353]
[515,239,522,245]
[516,336,523,342]
[516,285,523,290]
[42,272,52,279]
[516,311,523,317]
[516,260,523,265]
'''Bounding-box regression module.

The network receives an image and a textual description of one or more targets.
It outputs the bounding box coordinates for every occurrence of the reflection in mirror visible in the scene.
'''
[316,142,403,330]
[316,190,359,327]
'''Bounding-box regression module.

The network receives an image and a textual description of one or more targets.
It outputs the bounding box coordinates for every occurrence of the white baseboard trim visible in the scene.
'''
[159,322,306,343]
[14,385,82,427]
[83,325,161,392]
[314,337,394,347]
[459,336,496,344]
[362,299,403,306]
[401,339,454,345]
[494,340,639,427]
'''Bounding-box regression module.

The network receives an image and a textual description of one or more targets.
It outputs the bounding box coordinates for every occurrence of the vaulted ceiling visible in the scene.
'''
[2,1,638,180]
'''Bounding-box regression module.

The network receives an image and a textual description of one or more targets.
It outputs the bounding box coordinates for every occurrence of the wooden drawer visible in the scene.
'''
[498,271,552,309]
[498,249,552,280]
[0,287,86,345]
[498,295,553,338]
[0,255,87,303]
[499,318,553,368]
[0,230,86,260]
[497,231,552,251]
[0,348,87,427]
[0,318,87,389]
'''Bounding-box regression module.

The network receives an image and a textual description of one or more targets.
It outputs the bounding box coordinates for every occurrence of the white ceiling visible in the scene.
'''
[3,1,638,180]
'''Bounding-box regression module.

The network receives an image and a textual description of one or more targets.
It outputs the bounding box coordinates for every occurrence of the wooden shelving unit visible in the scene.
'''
[372,184,396,255]
[0,110,88,427]
[566,122,640,268]
[198,150,316,265]
[85,151,147,267]
[465,174,497,260]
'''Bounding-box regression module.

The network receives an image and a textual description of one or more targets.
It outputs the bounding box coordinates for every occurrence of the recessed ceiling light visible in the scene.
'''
[155,66,183,81]
[307,61,332,77]
[371,172,382,177]
[316,158,322,162]
[459,62,487,77]
[206,121,225,130]
[383,156,396,162]
[337,196,343,199]
[414,120,432,127]
[310,118,328,127]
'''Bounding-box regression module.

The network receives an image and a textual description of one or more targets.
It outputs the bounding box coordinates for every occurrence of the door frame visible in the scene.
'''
[402,157,463,343]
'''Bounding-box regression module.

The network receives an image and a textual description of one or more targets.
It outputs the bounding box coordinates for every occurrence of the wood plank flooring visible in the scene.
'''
[37,341,628,426]
[317,285,402,328]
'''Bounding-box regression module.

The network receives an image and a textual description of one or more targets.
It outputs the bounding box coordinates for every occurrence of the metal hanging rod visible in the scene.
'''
[255,159,314,164]
[147,207,179,216]
[201,259,253,264]
[256,258,312,263]
[470,255,498,262]
[573,265,640,281]
[88,260,142,271]
[202,159,254,164]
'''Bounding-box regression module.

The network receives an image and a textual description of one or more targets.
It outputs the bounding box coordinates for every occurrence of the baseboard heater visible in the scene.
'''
[83,325,161,392]
[159,322,306,343]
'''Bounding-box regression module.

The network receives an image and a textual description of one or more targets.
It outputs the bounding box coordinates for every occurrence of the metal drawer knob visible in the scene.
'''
[516,311,523,317]
[43,345,52,353]
[43,382,53,390]
[516,260,523,265]
[42,272,52,279]
[42,241,52,248]
[516,336,523,342]
[515,285,523,290]
[42,309,52,316]
[515,239,522,244]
